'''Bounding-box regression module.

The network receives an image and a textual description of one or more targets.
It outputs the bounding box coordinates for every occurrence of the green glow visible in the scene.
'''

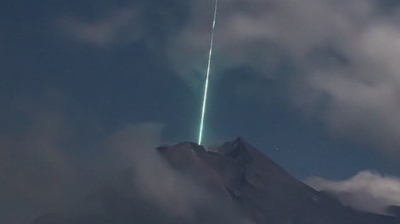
[199,0,218,145]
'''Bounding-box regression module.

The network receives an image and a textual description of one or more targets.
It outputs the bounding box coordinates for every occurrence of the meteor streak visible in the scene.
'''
[198,0,218,145]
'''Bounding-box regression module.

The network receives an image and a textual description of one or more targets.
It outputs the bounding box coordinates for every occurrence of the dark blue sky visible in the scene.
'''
[2,0,400,223]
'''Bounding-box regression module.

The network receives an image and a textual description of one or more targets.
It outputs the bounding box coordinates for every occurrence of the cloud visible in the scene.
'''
[58,0,188,49]
[306,171,400,215]
[166,0,373,82]
[0,93,164,224]
[167,0,400,154]
[15,122,254,224]
[56,0,400,153]
[297,21,400,154]
[106,124,202,218]
[0,92,253,224]
[97,124,253,224]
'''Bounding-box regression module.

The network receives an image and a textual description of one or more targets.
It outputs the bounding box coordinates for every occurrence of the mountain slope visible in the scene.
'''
[31,138,398,224]
[157,138,398,224]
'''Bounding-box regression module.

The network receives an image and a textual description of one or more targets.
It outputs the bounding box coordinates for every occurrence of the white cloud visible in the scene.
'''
[106,124,202,219]
[306,171,400,215]
[0,95,164,224]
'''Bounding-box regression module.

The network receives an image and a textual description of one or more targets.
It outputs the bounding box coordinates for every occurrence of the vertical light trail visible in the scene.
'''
[198,0,218,145]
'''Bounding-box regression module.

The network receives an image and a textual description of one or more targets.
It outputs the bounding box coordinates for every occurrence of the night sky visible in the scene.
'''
[2,0,400,223]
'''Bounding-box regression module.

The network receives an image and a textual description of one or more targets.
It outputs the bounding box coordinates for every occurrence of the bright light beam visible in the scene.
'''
[198,0,218,145]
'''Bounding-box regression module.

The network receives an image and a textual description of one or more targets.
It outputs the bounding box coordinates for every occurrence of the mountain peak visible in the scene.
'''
[218,137,253,164]
[155,138,399,224]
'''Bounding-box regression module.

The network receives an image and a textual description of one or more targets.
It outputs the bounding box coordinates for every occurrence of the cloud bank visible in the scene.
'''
[306,171,400,215]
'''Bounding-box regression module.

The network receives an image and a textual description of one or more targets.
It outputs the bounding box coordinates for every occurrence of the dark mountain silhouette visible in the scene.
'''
[387,205,400,217]
[31,138,399,224]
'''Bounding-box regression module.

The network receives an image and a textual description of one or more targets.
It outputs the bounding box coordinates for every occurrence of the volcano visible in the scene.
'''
[31,138,399,224]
